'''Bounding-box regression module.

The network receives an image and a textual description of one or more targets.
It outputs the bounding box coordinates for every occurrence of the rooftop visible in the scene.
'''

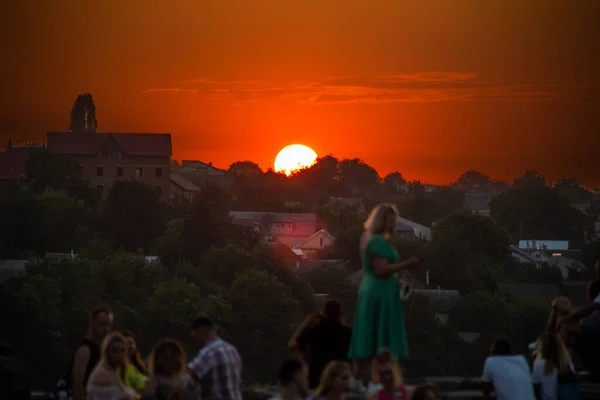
[47,132,172,157]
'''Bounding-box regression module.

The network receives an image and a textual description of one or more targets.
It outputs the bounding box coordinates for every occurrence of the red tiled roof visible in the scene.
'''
[47,132,172,157]
[0,149,30,180]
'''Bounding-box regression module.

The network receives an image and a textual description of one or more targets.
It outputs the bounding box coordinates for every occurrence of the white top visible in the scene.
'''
[482,355,536,400]
[531,359,557,400]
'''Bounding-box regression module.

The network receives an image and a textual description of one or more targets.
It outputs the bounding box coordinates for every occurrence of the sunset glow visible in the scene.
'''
[274,144,318,176]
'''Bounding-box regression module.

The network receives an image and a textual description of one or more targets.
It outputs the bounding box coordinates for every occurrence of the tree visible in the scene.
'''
[304,264,358,322]
[338,158,380,188]
[382,172,407,195]
[457,170,490,187]
[101,180,167,251]
[317,201,365,235]
[490,186,586,246]
[429,211,510,293]
[26,150,82,193]
[512,170,547,189]
[398,187,465,227]
[69,93,98,133]
[290,155,344,200]
[152,218,184,266]
[227,269,301,383]
[228,161,263,177]
[554,177,592,205]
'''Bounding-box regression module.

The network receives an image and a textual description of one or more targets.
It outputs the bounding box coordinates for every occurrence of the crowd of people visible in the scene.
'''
[47,203,600,400]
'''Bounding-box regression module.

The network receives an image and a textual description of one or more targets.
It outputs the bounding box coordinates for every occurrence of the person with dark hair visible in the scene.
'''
[269,359,309,400]
[66,306,113,400]
[481,339,535,400]
[141,339,196,400]
[186,316,243,400]
[411,382,440,400]
[122,330,148,394]
[290,300,352,389]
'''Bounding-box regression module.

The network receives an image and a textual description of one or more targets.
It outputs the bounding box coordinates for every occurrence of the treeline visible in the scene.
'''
[1,151,600,389]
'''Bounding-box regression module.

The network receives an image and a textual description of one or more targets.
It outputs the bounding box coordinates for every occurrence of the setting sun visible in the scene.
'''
[274,144,318,176]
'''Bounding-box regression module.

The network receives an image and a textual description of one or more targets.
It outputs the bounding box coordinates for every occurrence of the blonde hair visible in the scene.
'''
[101,332,128,386]
[360,203,398,252]
[537,333,571,375]
[371,348,403,386]
[314,360,351,397]
[546,296,572,334]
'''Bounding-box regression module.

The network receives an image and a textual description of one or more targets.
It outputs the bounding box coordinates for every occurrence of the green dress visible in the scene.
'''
[348,234,409,360]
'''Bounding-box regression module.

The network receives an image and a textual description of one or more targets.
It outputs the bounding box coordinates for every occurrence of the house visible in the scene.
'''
[292,229,335,260]
[229,211,318,247]
[396,216,432,241]
[465,193,492,217]
[0,150,29,189]
[327,197,365,211]
[518,240,569,251]
[509,245,541,265]
[170,171,201,202]
[179,161,233,188]
[0,260,28,283]
[181,160,225,173]
[0,141,32,189]
[47,132,172,202]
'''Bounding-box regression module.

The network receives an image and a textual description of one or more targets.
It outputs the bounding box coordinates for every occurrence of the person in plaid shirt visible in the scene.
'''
[186,317,243,400]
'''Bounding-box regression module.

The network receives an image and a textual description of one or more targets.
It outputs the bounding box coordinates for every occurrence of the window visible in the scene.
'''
[117,166,123,177]
[320,237,323,247]
[156,167,162,178]
[96,166,104,177]
[97,185,103,196]
[136,167,143,177]
[98,144,122,159]
[156,186,162,196]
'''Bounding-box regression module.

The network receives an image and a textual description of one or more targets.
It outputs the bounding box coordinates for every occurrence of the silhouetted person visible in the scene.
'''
[67,306,113,400]
[558,260,600,374]
[270,359,309,400]
[481,339,535,400]
[292,300,352,389]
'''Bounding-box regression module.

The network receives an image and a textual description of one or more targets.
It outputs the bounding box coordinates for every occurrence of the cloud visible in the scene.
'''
[141,88,197,94]
[142,72,599,104]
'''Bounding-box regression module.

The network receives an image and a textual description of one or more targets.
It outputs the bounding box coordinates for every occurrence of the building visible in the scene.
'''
[170,171,201,202]
[179,160,233,188]
[395,216,432,241]
[292,229,335,260]
[465,193,492,217]
[47,132,172,201]
[0,147,30,189]
[229,211,318,247]
[518,240,569,251]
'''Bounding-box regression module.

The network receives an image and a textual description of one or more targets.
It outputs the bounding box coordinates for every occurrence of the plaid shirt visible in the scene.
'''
[188,337,243,400]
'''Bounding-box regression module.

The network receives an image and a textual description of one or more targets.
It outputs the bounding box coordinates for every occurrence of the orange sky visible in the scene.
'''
[2,0,599,185]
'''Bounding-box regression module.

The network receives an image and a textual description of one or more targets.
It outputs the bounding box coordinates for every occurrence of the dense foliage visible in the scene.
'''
[0,154,598,389]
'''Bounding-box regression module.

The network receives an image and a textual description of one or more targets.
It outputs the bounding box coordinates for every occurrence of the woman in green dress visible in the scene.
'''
[348,203,421,388]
